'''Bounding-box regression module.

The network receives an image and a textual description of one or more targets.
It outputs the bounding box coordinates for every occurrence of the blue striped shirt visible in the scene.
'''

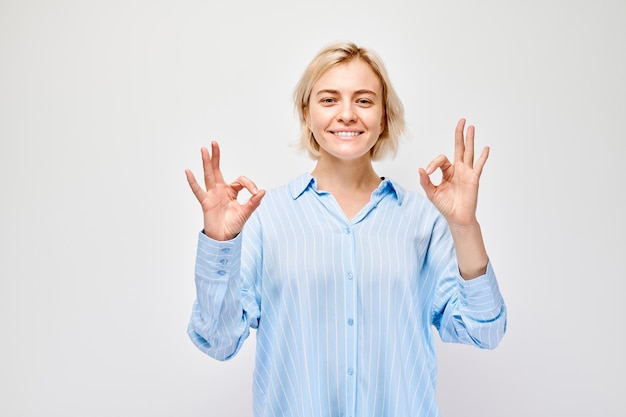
[188,173,506,417]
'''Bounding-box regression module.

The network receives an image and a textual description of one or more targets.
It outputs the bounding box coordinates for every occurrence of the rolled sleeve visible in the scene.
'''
[456,262,504,320]
[439,261,507,349]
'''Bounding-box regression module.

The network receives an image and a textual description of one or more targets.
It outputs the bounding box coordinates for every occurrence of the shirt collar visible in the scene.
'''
[288,173,404,205]
[288,174,316,200]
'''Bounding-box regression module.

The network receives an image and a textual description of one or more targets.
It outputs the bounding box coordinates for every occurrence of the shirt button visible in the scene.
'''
[219,259,228,266]
[344,228,351,234]
[217,270,226,276]
[347,368,354,375]
[221,248,230,254]
[348,318,354,326]
[346,272,353,280]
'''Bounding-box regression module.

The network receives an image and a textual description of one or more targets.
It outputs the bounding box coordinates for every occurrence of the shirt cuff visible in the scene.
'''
[195,231,243,282]
[455,261,503,313]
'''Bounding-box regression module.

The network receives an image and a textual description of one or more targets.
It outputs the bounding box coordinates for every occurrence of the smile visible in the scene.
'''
[331,131,362,137]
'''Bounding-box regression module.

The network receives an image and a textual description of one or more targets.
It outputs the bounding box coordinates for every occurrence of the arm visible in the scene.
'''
[420,119,506,347]
[185,142,265,360]
[419,119,489,280]
[187,232,261,360]
[428,214,506,349]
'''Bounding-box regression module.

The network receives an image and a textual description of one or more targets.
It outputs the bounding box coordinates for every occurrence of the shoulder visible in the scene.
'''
[382,178,446,228]
[262,173,311,201]
[384,178,432,209]
[251,174,312,218]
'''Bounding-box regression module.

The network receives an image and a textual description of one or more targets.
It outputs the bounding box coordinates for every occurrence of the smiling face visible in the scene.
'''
[306,59,384,163]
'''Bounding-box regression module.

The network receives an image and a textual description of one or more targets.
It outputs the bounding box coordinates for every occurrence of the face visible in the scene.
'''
[306,59,384,162]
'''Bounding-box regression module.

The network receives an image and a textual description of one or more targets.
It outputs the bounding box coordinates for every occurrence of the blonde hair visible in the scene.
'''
[294,41,406,160]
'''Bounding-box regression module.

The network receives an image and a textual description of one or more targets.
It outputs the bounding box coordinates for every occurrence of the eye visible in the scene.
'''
[357,98,373,106]
[321,97,336,104]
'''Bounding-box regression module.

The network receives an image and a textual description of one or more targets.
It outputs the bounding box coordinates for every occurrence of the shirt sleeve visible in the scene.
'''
[429,217,507,350]
[187,231,262,361]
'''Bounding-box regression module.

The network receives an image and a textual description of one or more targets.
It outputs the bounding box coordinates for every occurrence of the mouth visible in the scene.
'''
[330,131,363,138]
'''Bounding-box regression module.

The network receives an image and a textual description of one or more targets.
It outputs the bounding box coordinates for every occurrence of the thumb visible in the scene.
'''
[239,189,266,220]
[418,168,436,200]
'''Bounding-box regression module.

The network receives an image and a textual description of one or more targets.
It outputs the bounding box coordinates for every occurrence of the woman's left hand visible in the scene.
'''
[419,118,489,228]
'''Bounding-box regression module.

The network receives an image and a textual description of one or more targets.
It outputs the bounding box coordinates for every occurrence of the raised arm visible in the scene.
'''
[185,141,265,360]
[418,119,489,280]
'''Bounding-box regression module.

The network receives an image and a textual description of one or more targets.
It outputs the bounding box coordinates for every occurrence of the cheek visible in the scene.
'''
[307,108,327,131]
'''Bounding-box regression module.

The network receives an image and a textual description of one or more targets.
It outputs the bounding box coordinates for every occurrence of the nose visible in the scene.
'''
[337,102,357,123]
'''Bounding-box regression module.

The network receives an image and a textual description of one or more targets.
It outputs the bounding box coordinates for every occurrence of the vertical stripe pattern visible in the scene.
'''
[188,174,506,417]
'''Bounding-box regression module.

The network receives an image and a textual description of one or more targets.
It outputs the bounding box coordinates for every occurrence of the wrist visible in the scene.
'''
[448,218,480,235]
[448,220,489,280]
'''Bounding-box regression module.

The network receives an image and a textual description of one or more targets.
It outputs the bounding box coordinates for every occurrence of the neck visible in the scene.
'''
[311,154,381,194]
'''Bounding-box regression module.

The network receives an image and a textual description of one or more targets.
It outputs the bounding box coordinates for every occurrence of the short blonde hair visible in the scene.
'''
[294,41,405,160]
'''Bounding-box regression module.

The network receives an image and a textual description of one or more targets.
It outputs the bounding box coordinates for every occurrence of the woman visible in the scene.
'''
[185,42,506,417]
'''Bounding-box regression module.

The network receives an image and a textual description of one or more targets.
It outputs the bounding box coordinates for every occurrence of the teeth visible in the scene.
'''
[334,131,360,137]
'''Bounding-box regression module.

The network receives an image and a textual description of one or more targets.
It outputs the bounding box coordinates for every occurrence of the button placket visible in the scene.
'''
[343,223,358,417]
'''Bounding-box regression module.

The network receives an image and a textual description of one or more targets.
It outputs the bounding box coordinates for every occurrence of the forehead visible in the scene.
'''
[312,59,382,94]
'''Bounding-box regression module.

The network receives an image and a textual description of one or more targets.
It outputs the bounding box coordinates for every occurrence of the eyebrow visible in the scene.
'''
[314,89,379,97]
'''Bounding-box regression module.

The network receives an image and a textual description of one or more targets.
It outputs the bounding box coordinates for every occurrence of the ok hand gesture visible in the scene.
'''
[419,119,489,228]
[185,142,265,241]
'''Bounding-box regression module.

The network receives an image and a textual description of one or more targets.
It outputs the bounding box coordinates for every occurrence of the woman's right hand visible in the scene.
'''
[185,142,265,241]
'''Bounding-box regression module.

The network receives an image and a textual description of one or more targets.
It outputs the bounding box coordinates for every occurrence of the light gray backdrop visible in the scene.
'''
[1,0,625,416]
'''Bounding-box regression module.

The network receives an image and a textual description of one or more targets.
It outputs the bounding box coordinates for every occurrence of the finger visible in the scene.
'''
[185,169,206,202]
[464,124,475,169]
[201,146,215,190]
[418,168,436,200]
[210,141,226,184]
[230,176,260,196]
[425,154,452,176]
[474,146,490,177]
[454,118,466,163]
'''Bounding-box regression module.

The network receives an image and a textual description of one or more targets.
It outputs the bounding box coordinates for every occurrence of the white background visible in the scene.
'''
[1,1,625,416]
